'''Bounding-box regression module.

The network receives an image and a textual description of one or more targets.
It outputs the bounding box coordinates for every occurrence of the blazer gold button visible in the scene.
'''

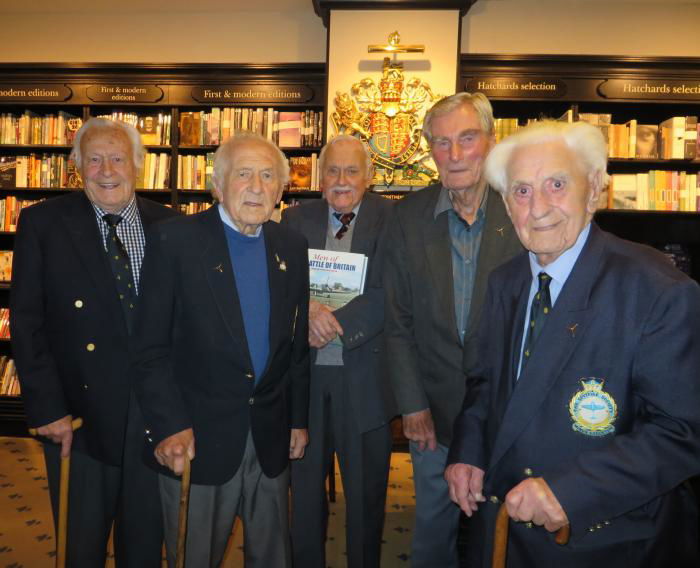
[523,467,533,476]
[596,523,603,529]
[248,397,254,405]
[86,343,95,352]
[74,300,84,308]
[83,384,88,390]
[489,495,499,504]
[245,372,254,379]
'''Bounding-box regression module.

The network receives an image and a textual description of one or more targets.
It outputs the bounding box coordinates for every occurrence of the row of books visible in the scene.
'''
[608,171,700,211]
[97,112,172,146]
[0,357,19,397]
[177,201,213,215]
[0,111,82,146]
[179,109,323,148]
[0,197,43,232]
[0,154,81,189]
[177,153,214,190]
[136,153,170,190]
[288,155,320,191]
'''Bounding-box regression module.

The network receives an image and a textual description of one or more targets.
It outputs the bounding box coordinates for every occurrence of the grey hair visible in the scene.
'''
[484,120,610,196]
[319,134,373,179]
[212,132,289,192]
[71,117,145,172]
[422,92,495,143]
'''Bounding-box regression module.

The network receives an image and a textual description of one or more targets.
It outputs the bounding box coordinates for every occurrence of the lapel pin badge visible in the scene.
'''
[568,323,579,338]
[275,253,287,272]
[214,263,223,273]
[496,226,505,237]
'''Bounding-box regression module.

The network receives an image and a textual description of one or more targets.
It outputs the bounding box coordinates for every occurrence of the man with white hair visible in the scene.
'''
[133,132,309,567]
[384,92,522,566]
[11,117,177,566]
[446,120,700,566]
[283,134,396,568]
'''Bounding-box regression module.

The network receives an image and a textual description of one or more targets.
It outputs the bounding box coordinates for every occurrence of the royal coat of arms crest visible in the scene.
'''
[332,57,440,187]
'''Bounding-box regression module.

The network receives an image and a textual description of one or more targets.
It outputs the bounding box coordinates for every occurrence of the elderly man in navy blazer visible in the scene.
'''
[446,120,700,567]
[133,132,310,568]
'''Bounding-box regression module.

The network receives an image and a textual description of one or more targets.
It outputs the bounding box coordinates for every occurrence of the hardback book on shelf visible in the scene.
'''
[178,201,213,215]
[0,308,9,339]
[0,197,44,232]
[177,153,215,190]
[608,171,699,211]
[0,356,19,397]
[136,152,170,190]
[0,154,72,188]
[0,251,12,282]
[97,112,171,146]
[288,154,319,191]
[179,108,323,148]
[0,111,82,145]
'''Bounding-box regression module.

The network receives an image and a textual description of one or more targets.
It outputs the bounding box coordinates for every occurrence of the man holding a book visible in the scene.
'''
[283,134,396,568]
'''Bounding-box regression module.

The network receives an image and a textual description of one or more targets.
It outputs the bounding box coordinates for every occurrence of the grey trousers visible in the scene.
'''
[290,365,392,568]
[159,432,291,568]
[409,441,461,568]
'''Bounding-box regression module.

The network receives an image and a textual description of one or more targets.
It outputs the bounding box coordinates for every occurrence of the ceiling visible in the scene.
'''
[1,0,698,14]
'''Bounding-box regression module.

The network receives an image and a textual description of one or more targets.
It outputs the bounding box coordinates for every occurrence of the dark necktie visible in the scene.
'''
[103,214,136,332]
[522,272,552,368]
[333,212,356,240]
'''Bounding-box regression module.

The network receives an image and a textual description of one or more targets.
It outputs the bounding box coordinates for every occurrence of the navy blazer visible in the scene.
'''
[449,224,700,567]
[10,192,177,466]
[132,207,310,485]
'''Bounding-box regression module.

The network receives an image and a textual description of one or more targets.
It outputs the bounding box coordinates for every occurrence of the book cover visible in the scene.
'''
[684,116,697,160]
[289,157,312,190]
[0,251,12,281]
[635,125,658,159]
[308,248,368,345]
[138,116,160,146]
[278,112,302,148]
[0,157,16,189]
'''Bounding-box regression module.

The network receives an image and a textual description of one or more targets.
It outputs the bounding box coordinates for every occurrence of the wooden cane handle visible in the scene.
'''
[176,456,192,568]
[29,417,83,437]
[492,503,570,568]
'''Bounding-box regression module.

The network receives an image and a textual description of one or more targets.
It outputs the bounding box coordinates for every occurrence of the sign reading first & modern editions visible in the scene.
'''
[191,84,315,104]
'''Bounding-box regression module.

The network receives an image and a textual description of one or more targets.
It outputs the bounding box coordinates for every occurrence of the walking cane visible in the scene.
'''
[29,417,83,568]
[176,455,192,568]
[491,503,570,568]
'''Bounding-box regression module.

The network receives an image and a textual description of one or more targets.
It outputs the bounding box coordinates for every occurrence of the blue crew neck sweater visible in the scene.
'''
[223,223,270,383]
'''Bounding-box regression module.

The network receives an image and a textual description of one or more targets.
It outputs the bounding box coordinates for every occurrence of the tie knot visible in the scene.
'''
[333,212,356,227]
[103,214,123,228]
[537,272,552,290]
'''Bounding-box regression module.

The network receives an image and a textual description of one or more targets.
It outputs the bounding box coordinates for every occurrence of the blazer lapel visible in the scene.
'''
[62,193,125,325]
[198,207,253,370]
[465,190,519,341]
[349,194,378,257]
[423,192,459,342]
[263,222,288,363]
[305,199,329,250]
[487,226,605,472]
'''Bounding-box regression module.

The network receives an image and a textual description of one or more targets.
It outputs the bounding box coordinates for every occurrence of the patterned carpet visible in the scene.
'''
[0,436,416,567]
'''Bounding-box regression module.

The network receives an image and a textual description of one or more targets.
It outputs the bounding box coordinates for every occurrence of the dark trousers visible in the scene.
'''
[291,365,392,568]
[43,395,162,567]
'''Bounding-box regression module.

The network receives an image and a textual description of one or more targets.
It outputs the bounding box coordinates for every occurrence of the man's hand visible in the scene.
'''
[505,477,569,532]
[445,463,485,516]
[36,415,74,458]
[308,300,343,348]
[290,428,308,460]
[154,428,195,475]
[403,409,437,451]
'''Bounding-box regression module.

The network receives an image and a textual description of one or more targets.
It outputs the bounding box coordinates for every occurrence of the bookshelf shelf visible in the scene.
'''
[0,144,73,150]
